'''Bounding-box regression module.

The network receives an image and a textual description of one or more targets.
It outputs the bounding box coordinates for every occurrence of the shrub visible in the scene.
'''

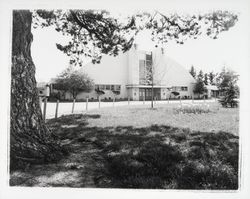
[174,104,211,114]
[177,160,238,189]
[105,141,184,188]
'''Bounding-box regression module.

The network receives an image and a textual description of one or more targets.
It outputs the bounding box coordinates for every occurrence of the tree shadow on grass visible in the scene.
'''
[10,114,239,189]
[89,125,238,189]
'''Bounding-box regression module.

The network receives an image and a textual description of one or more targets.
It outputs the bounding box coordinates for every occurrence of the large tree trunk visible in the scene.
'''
[11,10,63,170]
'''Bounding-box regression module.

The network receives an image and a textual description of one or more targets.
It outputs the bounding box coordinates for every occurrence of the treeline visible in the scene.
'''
[189,65,218,86]
[189,65,239,107]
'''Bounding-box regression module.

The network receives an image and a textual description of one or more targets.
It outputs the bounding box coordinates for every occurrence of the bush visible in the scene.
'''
[219,96,238,108]
[105,141,184,188]
[174,104,211,114]
[177,161,238,189]
[100,126,238,189]
[48,92,61,102]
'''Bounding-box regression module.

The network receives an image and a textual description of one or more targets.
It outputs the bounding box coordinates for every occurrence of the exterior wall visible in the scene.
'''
[127,88,133,99]
[128,47,140,85]
[80,50,129,98]
[160,88,168,100]
[131,88,139,100]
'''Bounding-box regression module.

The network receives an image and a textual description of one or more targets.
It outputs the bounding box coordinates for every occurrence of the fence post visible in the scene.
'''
[55,100,59,119]
[86,98,88,111]
[43,97,47,121]
[98,97,101,109]
[143,95,145,105]
[113,97,115,107]
[180,97,183,108]
[128,97,130,105]
[72,99,75,113]
[192,94,194,104]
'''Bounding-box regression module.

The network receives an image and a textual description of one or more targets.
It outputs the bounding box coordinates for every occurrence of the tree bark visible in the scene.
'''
[11,10,63,170]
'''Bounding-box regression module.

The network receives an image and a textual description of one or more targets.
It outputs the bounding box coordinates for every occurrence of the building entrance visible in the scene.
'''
[139,88,161,101]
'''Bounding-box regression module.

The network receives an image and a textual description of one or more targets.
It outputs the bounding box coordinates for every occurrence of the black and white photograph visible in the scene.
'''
[0,0,250,198]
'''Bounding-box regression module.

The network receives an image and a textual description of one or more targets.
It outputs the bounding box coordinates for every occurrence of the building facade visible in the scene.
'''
[52,45,196,101]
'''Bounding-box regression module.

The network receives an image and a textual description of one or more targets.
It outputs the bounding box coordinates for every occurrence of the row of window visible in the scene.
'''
[139,53,153,85]
[95,84,121,91]
[172,86,188,91]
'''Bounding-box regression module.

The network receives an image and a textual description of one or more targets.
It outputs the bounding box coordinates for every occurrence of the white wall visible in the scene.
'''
[128,46,140,85]
[80,51,129,98]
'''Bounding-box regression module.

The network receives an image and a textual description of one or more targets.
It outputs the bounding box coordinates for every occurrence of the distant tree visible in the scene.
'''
[219,82,239,108]
[197,70,204,81]
[112,90,121,96]
[204,73,209,85]
[208,71,215,85]
[217,68,239,107]
[112,90,121,101]
[189,66,196,79]
[53,67,94,99]
[217,68,238,93]
[95,88,105,100]
[193,80,207,99]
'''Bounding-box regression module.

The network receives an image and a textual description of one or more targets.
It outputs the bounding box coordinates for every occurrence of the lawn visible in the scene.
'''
[86,102,239,135]
[10,102,239,189]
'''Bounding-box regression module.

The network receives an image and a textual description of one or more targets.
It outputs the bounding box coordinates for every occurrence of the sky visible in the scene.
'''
[31,6,247,83]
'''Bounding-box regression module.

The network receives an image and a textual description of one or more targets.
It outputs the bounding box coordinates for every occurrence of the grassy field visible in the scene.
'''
[10,102,239,189]
[87,102,239,135]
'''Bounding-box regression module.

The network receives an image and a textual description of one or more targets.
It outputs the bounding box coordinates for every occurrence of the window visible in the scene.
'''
[139,52,153,85]
[139,60,146,85]
[172,87,181,91]
[146,53,152,67]
[106,85,111,90]
[146,53,152,62]
[181,87,188,91]
[114,85,121,91]
[99,85,105,90]
[145,89,152,97]
[95,84,121,91]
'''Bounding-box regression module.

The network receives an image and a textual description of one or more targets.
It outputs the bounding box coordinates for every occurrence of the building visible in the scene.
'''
[206,85,219,98]
[37,82,50,97]
[51,45,196,101]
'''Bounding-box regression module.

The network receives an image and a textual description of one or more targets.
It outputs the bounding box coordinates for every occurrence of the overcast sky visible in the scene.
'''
[31,4,247,82]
